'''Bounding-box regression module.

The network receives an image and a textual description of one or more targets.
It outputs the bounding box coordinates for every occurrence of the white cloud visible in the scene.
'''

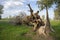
[4,1,11,9]
[4,9,22,14]
[3,0,24,10]
[14,1,23,5]
[26,0,37,1]
[2,9,23,18]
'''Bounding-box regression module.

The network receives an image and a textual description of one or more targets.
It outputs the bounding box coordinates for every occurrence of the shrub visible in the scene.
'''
[9,12,27,25]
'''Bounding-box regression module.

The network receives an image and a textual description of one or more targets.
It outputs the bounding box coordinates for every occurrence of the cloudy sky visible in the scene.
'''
[0,0,55,19]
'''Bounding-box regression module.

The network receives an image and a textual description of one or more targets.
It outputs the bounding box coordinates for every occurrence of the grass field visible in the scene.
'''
[0,20,60,40]
[51,20,60,40]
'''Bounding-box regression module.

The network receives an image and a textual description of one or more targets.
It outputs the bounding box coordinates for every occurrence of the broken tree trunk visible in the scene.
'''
[27,4,33,16]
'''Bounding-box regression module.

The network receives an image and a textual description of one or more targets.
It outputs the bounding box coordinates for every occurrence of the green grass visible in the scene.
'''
[51,20,60,40]
[0,21,32,40]
[0,20,60,40]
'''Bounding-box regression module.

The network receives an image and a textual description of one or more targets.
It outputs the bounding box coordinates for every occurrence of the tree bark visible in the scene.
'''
[45,6,55,32]
[45,6,50,27]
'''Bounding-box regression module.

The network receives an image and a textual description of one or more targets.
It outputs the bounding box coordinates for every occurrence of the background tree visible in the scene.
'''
[54,0,60,20]
[54,8,60,20]
[37,0,54,30]
[0,5,3,20]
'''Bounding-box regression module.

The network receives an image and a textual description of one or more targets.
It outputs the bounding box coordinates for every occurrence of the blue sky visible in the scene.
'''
[0,0,55,19]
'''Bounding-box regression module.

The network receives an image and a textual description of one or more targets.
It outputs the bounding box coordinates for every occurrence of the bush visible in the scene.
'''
[9,16,22,25]
[9,12,28,25]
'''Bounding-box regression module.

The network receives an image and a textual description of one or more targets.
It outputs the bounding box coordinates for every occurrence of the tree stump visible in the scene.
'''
[36,26,54,40]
